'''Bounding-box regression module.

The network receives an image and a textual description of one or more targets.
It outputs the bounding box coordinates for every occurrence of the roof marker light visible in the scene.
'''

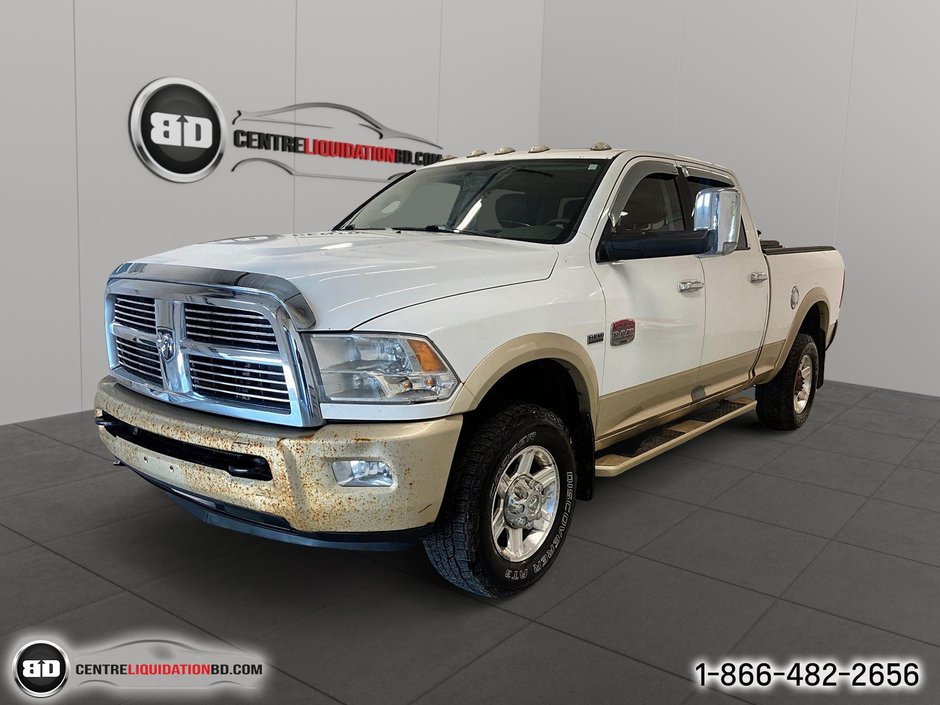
[467,149,487,157]
[528,144,550,153]
[494,146,516,155]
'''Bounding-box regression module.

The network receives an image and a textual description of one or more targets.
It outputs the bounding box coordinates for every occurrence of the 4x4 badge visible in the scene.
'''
[611,319,636,346]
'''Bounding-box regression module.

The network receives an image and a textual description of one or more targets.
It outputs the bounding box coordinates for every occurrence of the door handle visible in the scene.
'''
[677,279,705,292]
[749,271,769,283]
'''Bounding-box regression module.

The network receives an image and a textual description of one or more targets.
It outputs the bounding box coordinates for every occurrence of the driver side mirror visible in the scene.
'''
[693,187,741,256]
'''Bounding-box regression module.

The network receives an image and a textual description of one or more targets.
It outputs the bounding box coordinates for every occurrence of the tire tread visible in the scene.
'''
[756,332,817,430]
[423,403,571,597]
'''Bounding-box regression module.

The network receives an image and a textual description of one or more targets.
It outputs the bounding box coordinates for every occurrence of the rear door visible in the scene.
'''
[683,165,769,396]
[591,159,706,443]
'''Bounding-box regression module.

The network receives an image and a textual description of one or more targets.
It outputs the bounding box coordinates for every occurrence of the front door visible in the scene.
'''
[591,159,706,443]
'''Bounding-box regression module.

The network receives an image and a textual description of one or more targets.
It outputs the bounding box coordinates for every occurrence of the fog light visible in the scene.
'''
[332,460,394,487]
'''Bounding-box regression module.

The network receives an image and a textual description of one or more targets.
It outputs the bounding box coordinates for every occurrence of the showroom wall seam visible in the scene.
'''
[292,0,298,235]
[71,0,85,410]
[832,0,860,250]
[536,0,548,145]
[435,1,444,145]
[672,0,688,154]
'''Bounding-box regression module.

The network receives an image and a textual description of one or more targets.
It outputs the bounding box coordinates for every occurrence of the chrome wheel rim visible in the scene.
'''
[490,445,560,562]
[793,353,813,413]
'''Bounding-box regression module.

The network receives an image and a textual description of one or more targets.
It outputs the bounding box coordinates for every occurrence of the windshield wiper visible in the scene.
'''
[415,224,497,238]
[341,224,496,237]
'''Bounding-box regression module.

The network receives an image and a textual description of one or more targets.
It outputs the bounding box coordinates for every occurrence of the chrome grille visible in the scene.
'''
[113,295,156,333]
[190,355,290,411]
[184,303,278,351]
[114,337,162,385]
[105,274,318,427]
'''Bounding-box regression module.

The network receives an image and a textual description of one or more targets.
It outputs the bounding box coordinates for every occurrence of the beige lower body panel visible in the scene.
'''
[95,378,462,533]
[752,339,786,381]
[595,349,760,449]
[697,349,761,398]
[596,369,698,444]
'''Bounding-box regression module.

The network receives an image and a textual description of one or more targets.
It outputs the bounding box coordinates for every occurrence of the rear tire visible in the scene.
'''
[756,332,818,430]
[423,403,577,597]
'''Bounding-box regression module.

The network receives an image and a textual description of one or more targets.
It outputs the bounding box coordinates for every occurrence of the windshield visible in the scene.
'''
[338,159,609,244]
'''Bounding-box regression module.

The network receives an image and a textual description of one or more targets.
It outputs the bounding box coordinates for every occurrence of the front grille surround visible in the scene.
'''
[104,278,319,427]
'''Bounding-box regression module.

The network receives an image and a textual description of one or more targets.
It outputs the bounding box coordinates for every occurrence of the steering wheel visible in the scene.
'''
[499,220,531,228]
[544,218,570,228]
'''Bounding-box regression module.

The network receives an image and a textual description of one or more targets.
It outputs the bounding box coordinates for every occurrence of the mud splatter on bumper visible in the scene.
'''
[95,377,462,533]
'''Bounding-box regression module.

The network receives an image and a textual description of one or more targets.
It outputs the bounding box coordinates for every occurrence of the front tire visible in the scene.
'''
[423,403,577,597]
[756,332,819,430]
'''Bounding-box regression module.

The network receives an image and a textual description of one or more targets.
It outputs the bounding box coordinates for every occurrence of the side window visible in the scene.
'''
[612,174,685,235]
[686,174,748,250]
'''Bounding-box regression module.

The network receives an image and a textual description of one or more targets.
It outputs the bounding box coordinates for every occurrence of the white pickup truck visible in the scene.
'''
[96,145,844,596]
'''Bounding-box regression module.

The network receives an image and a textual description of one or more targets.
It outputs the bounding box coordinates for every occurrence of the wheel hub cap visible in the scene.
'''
[793,353,813,413]
[490,445,560,562]
[504,475,548,530]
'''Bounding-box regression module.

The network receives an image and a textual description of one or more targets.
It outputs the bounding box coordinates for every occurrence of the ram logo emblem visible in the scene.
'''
[156,329,176,361]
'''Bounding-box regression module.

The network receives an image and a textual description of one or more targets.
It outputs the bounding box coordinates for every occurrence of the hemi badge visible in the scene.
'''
[610,319,636,346]
[587,332,604,345]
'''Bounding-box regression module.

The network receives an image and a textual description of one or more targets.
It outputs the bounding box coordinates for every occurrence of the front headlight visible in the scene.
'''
[305,333,458,404]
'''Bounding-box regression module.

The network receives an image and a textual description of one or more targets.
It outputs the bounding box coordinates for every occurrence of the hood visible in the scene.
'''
[136,230,558,330]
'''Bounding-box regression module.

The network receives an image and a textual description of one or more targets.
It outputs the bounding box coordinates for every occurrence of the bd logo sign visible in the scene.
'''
[149,112,214,149]
[13,641,69,697]
[130,77,225,182]
[22,661,61,679]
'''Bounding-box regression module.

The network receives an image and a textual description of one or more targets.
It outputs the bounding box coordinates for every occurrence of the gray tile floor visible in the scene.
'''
[2,381,940,704]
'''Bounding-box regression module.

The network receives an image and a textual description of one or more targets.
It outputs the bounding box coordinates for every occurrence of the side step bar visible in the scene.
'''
[595,397,757,477]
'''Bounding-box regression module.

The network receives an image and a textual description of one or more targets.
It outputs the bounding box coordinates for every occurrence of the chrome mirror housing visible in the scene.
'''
[693,187,741,255]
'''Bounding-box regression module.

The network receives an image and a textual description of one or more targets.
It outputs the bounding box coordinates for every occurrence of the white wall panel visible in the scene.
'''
[675,0,855,249]
[438,0,544,157]
[540,0,683,152]
[0,1,82,423]
[293,0,442,231]
[826,0,940,396]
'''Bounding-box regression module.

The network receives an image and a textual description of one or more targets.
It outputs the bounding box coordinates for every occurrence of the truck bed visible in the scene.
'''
[761,240,844,366]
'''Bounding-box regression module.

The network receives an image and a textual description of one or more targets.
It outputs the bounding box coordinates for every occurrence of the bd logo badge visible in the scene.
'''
[13,641,69,698]
[130,77,225,182]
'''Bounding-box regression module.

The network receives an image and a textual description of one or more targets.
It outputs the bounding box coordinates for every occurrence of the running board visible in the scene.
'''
[595,397,756,477]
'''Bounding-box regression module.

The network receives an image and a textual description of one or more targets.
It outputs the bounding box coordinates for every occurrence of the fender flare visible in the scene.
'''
[756,286,831,385]
[449,333,599,423]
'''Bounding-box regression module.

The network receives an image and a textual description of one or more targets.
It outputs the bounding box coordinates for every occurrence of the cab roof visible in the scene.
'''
[424,146,733,176]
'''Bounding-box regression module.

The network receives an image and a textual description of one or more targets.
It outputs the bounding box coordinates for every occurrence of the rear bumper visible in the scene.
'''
[95,377,462,536]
